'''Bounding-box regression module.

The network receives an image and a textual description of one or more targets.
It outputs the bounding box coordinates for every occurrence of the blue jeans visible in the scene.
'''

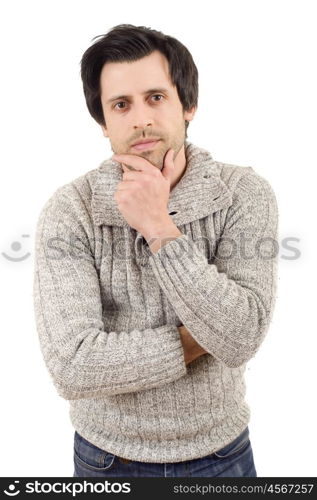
[73,426,257,477]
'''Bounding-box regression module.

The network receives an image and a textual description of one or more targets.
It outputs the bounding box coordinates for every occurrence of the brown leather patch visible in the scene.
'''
[118,456,132,464]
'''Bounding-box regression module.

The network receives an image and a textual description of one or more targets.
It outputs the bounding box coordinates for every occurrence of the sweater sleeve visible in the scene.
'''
[33,186,187,401]
[148,172,279,368]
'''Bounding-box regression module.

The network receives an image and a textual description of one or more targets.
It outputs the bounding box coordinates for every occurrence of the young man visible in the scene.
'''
[33,24,278,477]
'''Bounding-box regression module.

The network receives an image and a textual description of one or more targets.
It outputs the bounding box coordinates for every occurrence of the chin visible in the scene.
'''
[140,149,162,161]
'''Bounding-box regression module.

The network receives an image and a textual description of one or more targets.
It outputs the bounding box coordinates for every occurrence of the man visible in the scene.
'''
[33,24,278,477]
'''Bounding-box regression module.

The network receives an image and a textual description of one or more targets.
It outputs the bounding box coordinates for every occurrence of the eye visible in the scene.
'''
[114,101,126,110]
[151,94,164,101]
[113,94,164,110]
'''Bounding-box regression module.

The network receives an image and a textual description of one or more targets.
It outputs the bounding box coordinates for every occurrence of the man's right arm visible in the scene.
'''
[33,186,187,401]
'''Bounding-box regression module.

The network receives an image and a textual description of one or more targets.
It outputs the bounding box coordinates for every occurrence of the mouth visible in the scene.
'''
[131,139,161,151]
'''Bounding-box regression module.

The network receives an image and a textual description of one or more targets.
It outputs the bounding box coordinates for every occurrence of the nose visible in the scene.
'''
[132,101,154,129]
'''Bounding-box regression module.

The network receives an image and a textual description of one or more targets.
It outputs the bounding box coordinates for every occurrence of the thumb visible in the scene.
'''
[161,148,174,181]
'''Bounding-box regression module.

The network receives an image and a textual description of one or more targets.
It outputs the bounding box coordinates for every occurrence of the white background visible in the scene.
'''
[0,0,316,478]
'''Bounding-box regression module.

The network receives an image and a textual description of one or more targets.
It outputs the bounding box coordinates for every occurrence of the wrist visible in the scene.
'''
[141,214,173,238]
[142,217,182,254]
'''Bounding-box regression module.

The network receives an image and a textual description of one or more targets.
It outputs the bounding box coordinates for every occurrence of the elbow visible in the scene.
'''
[223,347,258,368]
[53,376,120,400]
[223,316,271,368]
[55,383,111,401]
[46,359,113,401]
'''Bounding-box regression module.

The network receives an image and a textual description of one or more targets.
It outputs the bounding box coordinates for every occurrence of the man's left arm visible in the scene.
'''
[144,172,279,368]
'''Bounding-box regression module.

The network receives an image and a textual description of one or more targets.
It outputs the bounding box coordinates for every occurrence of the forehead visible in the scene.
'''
[100,50,174,99]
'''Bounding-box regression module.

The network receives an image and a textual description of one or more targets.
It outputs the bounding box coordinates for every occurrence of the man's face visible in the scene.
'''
[99,50,196,170]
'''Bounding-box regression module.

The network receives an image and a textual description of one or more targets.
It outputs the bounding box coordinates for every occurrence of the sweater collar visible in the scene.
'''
[91,140,233,228]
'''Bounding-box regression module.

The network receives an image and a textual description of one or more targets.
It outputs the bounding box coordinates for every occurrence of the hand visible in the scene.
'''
[178,325,208,365]
[112,149,175,235]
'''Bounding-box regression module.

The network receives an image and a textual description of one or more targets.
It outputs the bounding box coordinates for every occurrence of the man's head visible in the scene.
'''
[80,24,198,169]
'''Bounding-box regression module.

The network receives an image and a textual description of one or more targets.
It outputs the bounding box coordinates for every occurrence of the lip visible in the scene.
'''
[132,139,161,151]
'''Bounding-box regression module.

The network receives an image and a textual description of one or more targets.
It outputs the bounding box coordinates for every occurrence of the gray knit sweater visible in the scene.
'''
[33,140,278,463]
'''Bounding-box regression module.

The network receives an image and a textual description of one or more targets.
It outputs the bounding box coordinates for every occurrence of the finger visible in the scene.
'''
[113,154,155,172]
[122,171,140,181]
[116,184,134,191]
[122,163,139,172]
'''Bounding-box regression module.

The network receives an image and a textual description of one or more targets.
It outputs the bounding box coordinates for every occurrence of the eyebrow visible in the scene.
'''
[106,87,169,105]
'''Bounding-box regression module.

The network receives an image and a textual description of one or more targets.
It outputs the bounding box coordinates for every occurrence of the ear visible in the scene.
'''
[184,105,197,122]
[101,124,108,138]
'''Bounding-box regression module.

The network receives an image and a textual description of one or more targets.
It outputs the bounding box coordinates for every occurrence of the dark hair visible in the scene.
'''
[80,24,198,138]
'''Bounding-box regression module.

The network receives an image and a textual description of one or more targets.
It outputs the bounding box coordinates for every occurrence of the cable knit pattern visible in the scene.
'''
[33,140,278,462]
